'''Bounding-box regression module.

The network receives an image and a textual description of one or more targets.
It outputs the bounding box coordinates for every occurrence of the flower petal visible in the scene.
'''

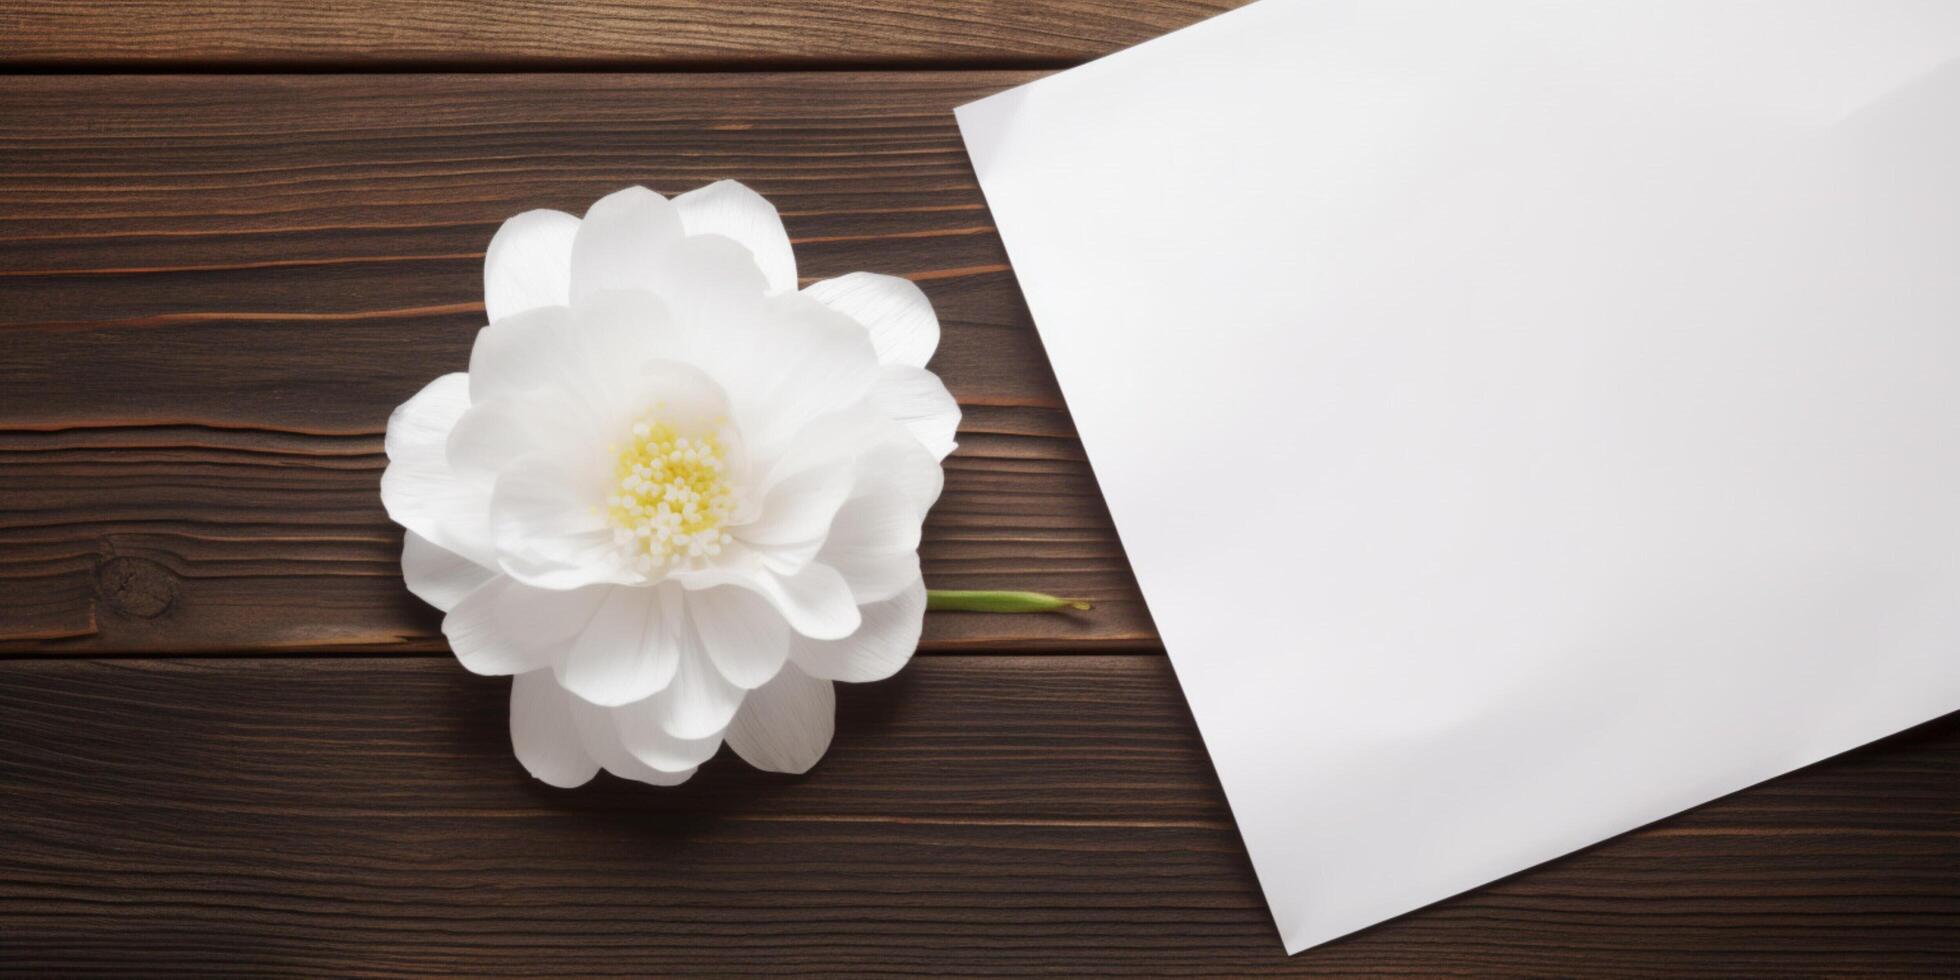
[612,700,725,772]
[754,405,889,491]
[736,409,904,576]
[467,304,566,403]
[871,364,960,461]
[490,455,627,590]
[789,576,925,683]
[859,430,947,520]
[510,670,600,788]
[615,762,697,787]
[672,179,797,296]
[567,693,699,786]
[467,298,669,421]
[568,186,685,304]
[445,575,603,676]
[815,438,939,605]
[725,664,835,774]
[401,530,495,613]
[760,562,863,640]
[803,272,940,368]
[633,357,738,433]
[822,496,922,605]
[644,233,772,329]
[557,584,681,706]
[686,557,863,642]
[686,586,790,689]
[446,385,584,481]
[716,294,881,463]
[649,615,749,739]
[484,208,580,323]
[737,460,856,573]
[381,373,496,567]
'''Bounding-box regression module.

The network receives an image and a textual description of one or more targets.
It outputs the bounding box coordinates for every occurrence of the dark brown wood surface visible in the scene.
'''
[0,1,1245,69]
[4,657,1957,975]
[0,19,1955,978]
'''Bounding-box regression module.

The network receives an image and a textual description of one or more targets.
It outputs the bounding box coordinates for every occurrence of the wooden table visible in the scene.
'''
[1,3,1954,974]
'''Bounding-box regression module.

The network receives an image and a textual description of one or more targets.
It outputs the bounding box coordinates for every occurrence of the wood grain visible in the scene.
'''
[2,655,1955,975]
[0,73,1157,653]
[0,1,1246,69]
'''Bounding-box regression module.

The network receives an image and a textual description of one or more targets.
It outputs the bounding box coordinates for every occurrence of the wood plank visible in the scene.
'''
[2,655,1955,974]
[0,0,1245,69]
[0,74,1156,652]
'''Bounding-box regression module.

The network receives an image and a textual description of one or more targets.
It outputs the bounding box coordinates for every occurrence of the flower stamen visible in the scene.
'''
[605,413,735,572]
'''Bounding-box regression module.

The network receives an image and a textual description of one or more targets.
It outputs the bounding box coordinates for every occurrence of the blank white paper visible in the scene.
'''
[956,0,1960,953]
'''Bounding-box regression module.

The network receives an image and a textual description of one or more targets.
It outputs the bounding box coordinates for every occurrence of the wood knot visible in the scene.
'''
[96,556,179,619]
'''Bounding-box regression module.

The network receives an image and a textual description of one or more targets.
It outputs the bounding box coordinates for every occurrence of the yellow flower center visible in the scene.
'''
[605,415,736,571]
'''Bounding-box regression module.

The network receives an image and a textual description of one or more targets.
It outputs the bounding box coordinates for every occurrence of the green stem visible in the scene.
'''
[925,589,1092,613]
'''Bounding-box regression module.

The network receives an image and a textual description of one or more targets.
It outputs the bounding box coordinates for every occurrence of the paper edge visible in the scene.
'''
[955,61,1316,958]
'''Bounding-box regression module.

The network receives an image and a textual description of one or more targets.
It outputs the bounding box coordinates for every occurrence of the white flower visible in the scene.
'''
[381,182,960,787]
